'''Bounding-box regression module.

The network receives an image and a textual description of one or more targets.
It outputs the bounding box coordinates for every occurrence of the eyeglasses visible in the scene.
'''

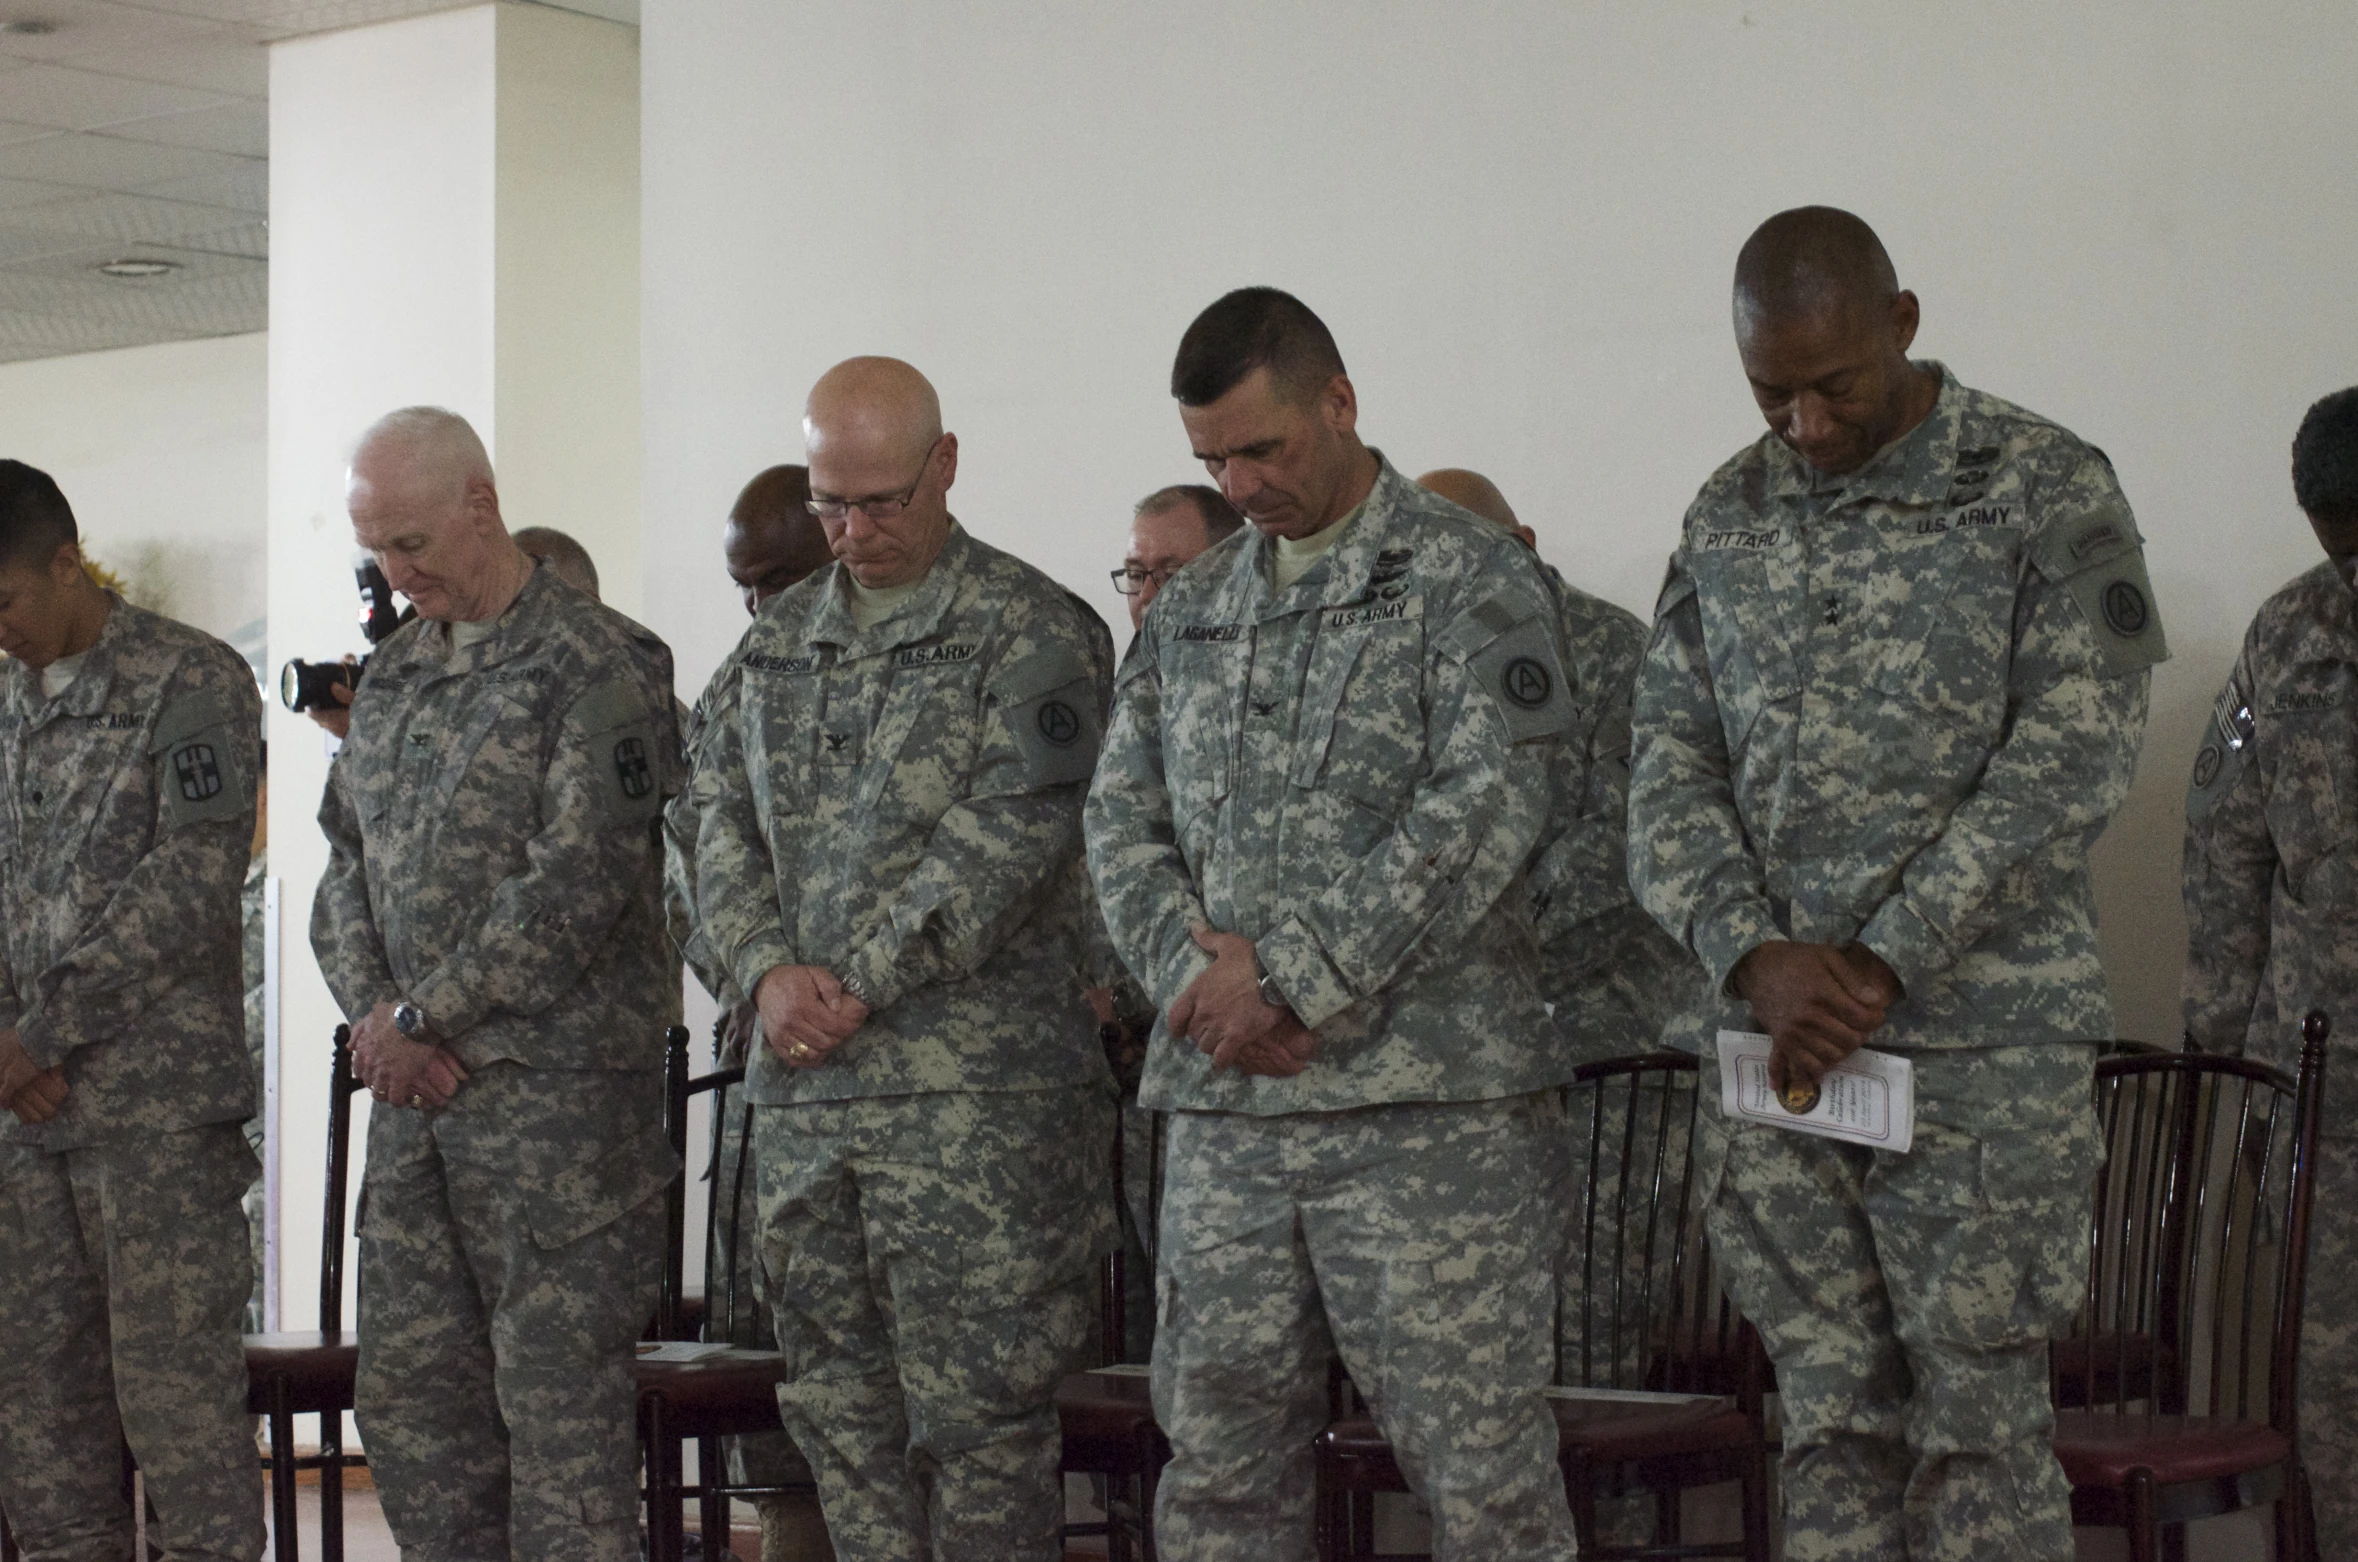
[806,437,942,522]
[1111,564,1184,595]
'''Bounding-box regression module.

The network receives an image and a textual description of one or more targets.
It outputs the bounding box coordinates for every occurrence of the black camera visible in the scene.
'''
[279,561,410,713]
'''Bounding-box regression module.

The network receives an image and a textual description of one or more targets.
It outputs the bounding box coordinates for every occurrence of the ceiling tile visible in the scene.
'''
[0,187,260,250]
[0,172,78,208]
[109,98,262,156]
[134,160,261,210]
[45,32,267,98]
[0,129,253,188]
[0,60,234,130]
[0,1,230,66]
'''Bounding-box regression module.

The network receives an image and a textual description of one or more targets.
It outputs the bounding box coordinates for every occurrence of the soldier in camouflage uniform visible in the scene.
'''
[0,459,265,1562]
[2183,384,2358,1551]
[311,409,681,1562]
[664,463,837,1562]
[1093,484,1248,1363]
[1416,467,1693,1061]
[1629,209,2164,1562]
[1416,466,1694,1550]
[243,759,269,1334]
[689,358,1115,1562]
[1085,290,1579,1561]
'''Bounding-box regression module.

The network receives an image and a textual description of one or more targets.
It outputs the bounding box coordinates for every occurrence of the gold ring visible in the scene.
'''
[407,1093,424,1109]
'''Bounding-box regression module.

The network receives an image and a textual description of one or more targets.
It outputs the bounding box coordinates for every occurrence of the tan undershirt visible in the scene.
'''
[847,575,923,632]
[1271,498,1365,593]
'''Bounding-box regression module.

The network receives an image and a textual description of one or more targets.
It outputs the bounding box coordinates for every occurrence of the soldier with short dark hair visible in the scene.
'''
[1631,208,2165,1560]
[0,458,265,1562]
[1088,288,1580,1560]
[2183,383,2358,1552]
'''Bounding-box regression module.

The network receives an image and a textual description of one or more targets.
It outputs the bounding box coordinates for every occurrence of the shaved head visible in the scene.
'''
[725,464,833,614]
[1733,206,1900,336]
[1417,467,1537,552]
[802,357,960,589]
[512,526,599,600]
[805,357,943,470]
[1729,208,1937,477]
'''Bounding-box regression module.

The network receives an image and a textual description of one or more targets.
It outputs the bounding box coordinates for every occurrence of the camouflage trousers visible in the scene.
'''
[754,1085,1113,1562]
[1114,1101,1161,1363]
[2298,1136,2358,1551]
[355,1063,673,1562]
[708,1080,835,1562]
[1151,1094,1576,1562]
[1696,1044,2099,1562]
[0,1121,263,1562]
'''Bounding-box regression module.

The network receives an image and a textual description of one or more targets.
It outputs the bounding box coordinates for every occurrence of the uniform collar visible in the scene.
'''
[1231,452,1414,619]
[9,593,126,726]
[1763,360,1964,509]
[413,559,564,677]
[808,521,971,652]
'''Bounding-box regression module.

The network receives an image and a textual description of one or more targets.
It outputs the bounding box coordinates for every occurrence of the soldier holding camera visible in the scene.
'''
[310,407,682,1562]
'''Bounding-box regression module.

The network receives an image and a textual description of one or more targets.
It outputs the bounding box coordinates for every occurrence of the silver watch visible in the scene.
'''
[837,971,878,1009]
[393,1000,430,1038]
[1254,953,1287,1009]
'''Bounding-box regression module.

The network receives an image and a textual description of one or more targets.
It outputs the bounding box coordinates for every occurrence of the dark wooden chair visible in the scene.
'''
[2051,1012,2329,1562]
[1057,1104,1166,1562]
[1314,1052,1772,1561]
[245,1023,369,1562]
[638,1025,808,1562]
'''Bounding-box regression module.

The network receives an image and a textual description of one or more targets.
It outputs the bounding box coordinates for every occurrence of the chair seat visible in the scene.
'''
[1322,1394,1748,1491]
[243,1331,360,1415]
[1058,1371,1157,1474]
[633,1351,794,1437]
[2052,1411,2293,1488]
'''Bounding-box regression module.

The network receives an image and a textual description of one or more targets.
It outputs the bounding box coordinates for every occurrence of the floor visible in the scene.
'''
[243,1476,2276,1561]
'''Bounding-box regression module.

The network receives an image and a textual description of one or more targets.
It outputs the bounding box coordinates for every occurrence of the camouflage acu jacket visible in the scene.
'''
[664,689,734,1010]
[1524,562,1696,1061]
[0,597,260,1149]
[1630,364,2164,1052]
[689,524,1113,1104]
[311,563,680,1072]
[2184,558,2358,1121]
[1086,458,1574,1114]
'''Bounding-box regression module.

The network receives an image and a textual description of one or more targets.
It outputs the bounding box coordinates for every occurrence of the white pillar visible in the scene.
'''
[264,0,639,1342]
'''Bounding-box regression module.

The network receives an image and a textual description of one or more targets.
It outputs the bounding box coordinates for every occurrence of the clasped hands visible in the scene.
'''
[1169,926,1318,1078]
[0,1030,66,1125]
[755,965,870,1069]
[353,1000,469,1110]
[1731,940,1904,1098]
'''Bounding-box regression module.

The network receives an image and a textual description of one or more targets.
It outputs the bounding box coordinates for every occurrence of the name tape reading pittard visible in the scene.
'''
[1715,1030,1915,1154]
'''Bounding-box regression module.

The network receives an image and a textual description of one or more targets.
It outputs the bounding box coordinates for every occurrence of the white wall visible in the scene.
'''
[0,331,266,655]
[642,0,2358,1054]
[267,0,641,1343]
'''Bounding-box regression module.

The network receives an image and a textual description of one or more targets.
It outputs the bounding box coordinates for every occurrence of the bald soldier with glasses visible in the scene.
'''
[688,357,1117,1562]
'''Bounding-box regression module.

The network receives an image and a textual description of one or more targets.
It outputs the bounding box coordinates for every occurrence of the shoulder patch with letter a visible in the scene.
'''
[1439,596,1574,743]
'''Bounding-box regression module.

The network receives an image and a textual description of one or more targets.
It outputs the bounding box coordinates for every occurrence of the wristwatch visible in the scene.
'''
[392,1000,431,1039]
[837,971,878,1010]
[1253,949,1287,1010]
